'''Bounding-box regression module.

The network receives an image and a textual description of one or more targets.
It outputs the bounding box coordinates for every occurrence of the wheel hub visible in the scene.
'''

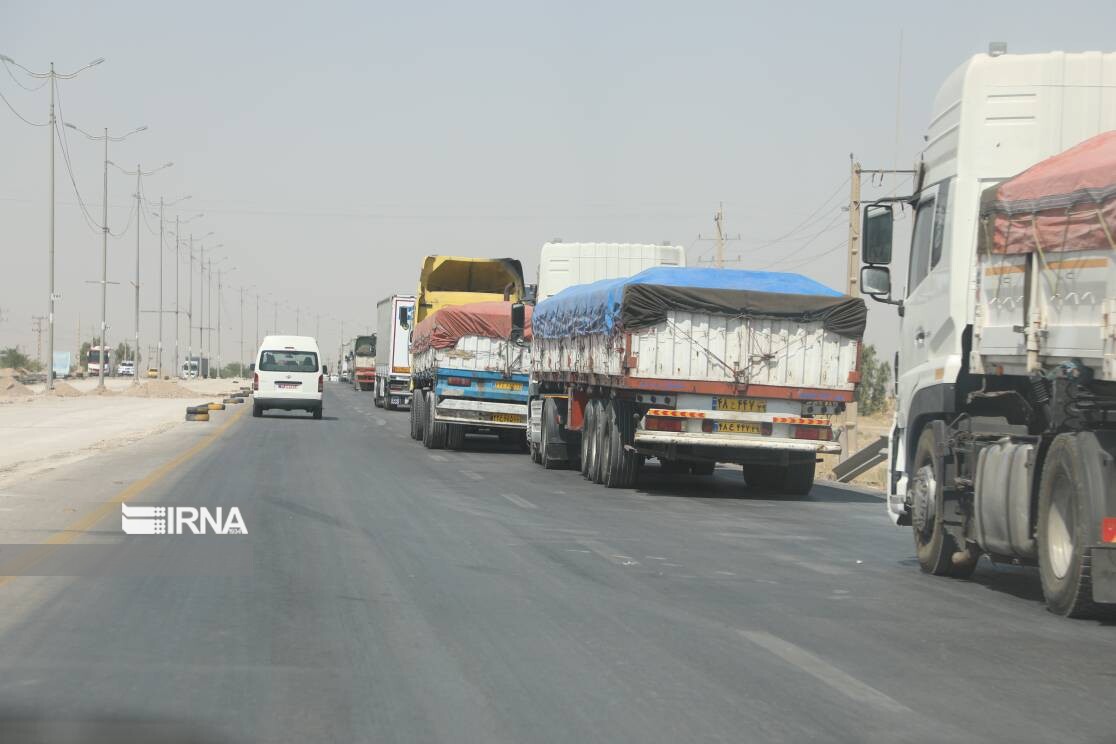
[910,464,937,536]
[1046,471,1075,580]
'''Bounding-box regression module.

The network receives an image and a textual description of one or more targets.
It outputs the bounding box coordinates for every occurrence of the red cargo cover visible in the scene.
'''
[410,302,532,355]
[981,131,1116,255]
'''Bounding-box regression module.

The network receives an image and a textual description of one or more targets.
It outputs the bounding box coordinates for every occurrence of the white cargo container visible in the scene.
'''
[536,242,685,302]
[375,295,415,410]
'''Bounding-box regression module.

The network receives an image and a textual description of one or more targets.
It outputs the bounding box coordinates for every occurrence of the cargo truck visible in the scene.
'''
[526,240,687,457]
[859,49,1116,617]
[350,335,376,391]
[529,267,865,493]
[374,295,415,410]
[413,255,525,325]
[409,302,531,450]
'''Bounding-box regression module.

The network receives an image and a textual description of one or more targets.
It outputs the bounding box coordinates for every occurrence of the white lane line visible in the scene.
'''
[462,470,484,481]
[428,454,448,462]
[500,493,537,510]
[738,630,910,714]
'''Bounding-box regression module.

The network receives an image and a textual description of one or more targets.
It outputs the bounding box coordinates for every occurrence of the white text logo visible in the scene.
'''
[121,503,248,535]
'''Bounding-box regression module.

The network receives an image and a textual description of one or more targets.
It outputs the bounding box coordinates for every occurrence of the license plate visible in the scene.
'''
[713,397,766,413]
[493,381,522,391]
[714,421,762,434]
[489,413,523,424]
[277,382,300,389]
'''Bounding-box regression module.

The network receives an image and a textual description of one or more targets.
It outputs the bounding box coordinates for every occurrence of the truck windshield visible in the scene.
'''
[259,350,319,372]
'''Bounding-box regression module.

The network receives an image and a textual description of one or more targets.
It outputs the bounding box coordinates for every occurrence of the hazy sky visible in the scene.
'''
[3,0,1115,367]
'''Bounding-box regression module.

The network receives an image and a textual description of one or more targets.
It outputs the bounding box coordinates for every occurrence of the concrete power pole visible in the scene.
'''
[841,159,862,462]
[714,203,725,269]
[32,315,46,369]
[133,168,141,385]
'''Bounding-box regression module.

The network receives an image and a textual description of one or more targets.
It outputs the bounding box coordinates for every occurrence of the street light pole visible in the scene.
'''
[133,167,140,384]
[187,235,195,379]
[174,216,180,376]
[99,129,109,390]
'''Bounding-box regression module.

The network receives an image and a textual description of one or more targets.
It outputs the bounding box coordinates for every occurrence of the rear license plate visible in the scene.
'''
[714,421,762,434]
[713,397,766,413]
[277,382,301,389]
[493,381,522,391]
[489,413,523,424]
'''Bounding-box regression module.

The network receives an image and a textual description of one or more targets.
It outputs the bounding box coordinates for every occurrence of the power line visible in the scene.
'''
[1,57,47,91]
[0,86,48,126]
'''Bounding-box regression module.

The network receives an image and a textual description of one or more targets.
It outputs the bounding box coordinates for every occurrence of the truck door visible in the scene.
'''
[897,180,953,431]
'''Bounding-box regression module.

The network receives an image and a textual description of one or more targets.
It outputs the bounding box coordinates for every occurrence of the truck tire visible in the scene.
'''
[446,423,466,451]
[590,401,607,484]
[911,426,978,578]
[580,401,597,478]
[780,460,815,495]
[410,388,425,440]
[541,397,566,470]
[602,401,639,488]
[1037,433,1112,618]
[423,391,447,449]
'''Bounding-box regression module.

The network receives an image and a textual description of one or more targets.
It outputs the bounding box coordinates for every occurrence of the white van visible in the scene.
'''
[252,335,325,419]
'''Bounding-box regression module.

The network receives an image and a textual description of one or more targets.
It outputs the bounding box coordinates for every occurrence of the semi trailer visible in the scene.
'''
[375,295,415,410]
[529,266,864,493]
[350,335,376,391]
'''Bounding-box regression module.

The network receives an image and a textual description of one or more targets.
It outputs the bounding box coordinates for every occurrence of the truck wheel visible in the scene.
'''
[423,391,447,449]
[410,388,425,440]
[446,424,466,451]
[780,460,815,495]
[1037,433,1110,618]
[602,401,639,488]
[580,401,597,478]
[590,401,607,484]
[911,426,978,578]
[690,461,716,476]
[541,397,566,470]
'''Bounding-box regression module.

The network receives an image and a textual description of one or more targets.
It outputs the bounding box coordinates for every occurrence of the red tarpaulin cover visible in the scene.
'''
[410,301,532,355]
[981,131,1116,255]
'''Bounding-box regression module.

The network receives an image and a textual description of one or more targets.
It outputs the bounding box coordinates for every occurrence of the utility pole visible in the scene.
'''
[174,216,180,376]
[216,266,223,378]
[132,167,141,384]
[239,285,245,377]
[273,299,278,335]
[98,129,109,390]
[255,292,260,352]
[842,159,863,461]
[695,203,741,266]
[32,316,46,369]
[157,198,164,376]
[46,64,56,391]
[295,306,300,335]
[187,234,194,379]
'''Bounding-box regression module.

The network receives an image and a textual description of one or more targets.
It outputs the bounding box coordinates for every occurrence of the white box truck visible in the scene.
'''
[375,295,415,410]
[859,49,1116,617]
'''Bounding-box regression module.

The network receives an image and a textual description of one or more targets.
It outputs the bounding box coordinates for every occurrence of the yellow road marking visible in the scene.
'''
[0,405,247,587]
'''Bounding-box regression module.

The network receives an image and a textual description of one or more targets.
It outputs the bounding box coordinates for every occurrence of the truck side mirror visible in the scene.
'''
[862,203,894,265]
[249,363,255,372]
[510,302,525,343]
[398,306,409,329]
[860,265,892,296]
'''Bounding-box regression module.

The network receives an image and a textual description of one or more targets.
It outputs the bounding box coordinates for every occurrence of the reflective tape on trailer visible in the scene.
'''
[771,416,829,425]
[646,409,706,418]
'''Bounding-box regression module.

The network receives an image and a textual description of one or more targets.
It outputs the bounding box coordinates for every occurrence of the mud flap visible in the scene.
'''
[1092,547,1116,604]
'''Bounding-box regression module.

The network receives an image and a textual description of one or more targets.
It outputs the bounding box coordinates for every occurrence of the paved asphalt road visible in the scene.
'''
[1,384,1114,743]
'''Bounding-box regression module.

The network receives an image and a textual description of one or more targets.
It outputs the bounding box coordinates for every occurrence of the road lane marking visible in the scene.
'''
[500,493,536,510]
[738,630,910,714]
[462,470,483,481]
[579,540,640,567]
[0,405,248,588]
[428,454,448,462]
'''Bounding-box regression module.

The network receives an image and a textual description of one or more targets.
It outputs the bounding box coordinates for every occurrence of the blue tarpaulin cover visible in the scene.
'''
[532,267,865,340]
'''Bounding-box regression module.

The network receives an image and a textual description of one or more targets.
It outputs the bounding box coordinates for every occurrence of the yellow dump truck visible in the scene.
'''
[413,256,525,325]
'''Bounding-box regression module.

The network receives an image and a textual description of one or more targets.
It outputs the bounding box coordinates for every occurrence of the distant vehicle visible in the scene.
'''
[375,295,414,410]
[52,351,72,379]
[146,367,159,379]
[86,346,110,377]
[329,373,339,383]
[351,335,376,392]
[117,361,136,376]
[252,335,325,419]
[340,357,351,383]
[181,357,210,379]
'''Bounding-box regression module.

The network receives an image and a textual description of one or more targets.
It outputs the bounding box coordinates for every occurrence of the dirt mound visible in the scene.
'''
[124,379,210,399]
[0,378,33,396]
[49,381,83,397]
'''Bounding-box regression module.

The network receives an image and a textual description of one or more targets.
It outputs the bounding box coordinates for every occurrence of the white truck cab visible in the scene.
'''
[860,49,1116,617]
[252,335,325,419]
